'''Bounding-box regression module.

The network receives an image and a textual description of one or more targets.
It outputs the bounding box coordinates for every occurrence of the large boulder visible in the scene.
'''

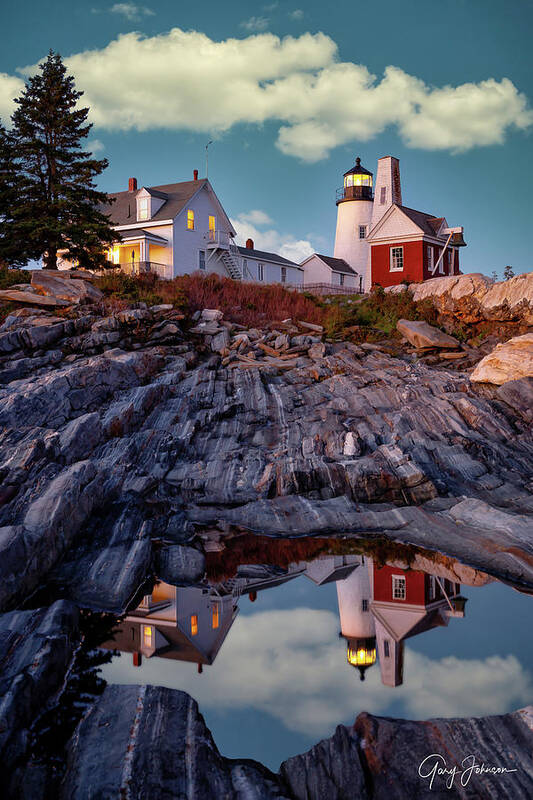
[470,333,533,385]
[31,272,103,304]
[396,319,460,349]
[398,272,533,325]
[0,289,71,307]
[496,377,533,422]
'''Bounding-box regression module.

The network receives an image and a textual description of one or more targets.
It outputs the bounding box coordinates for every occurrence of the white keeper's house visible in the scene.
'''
[58,171,303,285]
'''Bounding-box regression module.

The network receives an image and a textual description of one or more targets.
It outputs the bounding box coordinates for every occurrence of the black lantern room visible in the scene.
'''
[337,157,373,204]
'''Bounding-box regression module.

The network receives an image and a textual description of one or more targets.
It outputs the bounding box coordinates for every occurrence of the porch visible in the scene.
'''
[107,228,173,280]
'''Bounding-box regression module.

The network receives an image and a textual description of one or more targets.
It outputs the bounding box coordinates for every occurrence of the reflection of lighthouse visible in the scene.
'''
[336,557,377,681]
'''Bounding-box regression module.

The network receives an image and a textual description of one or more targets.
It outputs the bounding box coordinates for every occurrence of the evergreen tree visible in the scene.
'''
[0,121,24,267]
[9,51,114,270]
[503,265,515,281]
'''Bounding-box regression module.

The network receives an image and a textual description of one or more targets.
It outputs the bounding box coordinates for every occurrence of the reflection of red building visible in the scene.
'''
[371,563,466,687]
[334,557,467,687]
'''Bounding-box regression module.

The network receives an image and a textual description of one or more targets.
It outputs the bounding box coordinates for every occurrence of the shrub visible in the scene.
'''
[0,266,30,289]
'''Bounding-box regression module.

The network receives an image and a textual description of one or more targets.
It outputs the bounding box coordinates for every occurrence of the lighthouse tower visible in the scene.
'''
[336,557,376,681]
[333,157,374,291]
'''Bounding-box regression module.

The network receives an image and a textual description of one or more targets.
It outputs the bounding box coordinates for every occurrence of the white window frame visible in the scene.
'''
[280,266,287,283]
[138,197,150,221]
[198,250,206,270]
[257,262,264,281]
[390,246,404,272]
[392,575,406,600]
[359,225,366,239]
[427,244,434,272]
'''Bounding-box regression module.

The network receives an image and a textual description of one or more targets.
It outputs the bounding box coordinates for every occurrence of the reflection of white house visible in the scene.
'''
[333,557,467,686]
[58,173,303,285]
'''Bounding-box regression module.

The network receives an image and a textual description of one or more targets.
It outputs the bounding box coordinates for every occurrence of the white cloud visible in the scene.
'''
[0,72,24,123]
[231,210,315,263]
[84,138,105,153]
[110,3,155,21]
[289,9,304,20]
[101,607,532,738]
[240,16,270,33]
[2,28,530,160]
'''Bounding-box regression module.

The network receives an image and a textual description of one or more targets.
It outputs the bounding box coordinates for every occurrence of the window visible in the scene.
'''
[359,225,366,239]
[209,215,216,232]
[392,575,406,600]
[281,266,287,283]
[380,186,387,204]
[383,640,390,658]
[142,625,153,647]
[138,197,149,221]
[359,276,363,293]
[361,599,368,612]
[187,209,195,230]
[199,250,206,270]
[258,263,264,281]
[212,606,219,629]
[339,272,345,286]
[190,615,198,636]
[390,246,404,272]
[427,245,433,271]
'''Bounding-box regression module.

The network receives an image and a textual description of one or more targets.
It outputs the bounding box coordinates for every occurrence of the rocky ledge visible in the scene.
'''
[1,287,533,616]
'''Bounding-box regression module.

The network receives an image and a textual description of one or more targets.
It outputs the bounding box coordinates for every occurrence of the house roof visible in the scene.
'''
[314,254,358,275]
[117,228,168,243]
[102,179,208,226]
[398,205,445,237]
[237,246,300,268]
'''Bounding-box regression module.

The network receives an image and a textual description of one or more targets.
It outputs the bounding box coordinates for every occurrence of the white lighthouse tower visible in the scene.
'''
[336,557,377,681]
[333,157,374,292]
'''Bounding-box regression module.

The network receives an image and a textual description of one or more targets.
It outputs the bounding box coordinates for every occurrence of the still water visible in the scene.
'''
[99,539,533,770]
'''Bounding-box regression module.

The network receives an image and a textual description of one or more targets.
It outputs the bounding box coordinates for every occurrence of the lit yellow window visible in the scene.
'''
[187,209,195,230]
[212,606,219,629]
[209,215,216,232]
[111,246,120,265]
[191,615,198,636]
[142,625,153,647]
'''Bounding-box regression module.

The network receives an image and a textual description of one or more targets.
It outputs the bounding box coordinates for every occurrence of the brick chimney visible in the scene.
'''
[246,238,254,250]
[128,177,137,192]
[193,169,199,181]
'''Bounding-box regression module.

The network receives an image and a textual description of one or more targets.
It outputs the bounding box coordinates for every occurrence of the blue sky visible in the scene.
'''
[1,0,532,274]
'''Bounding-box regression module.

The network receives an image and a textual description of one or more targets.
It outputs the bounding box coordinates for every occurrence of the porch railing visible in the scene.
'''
[107,261,173,280]
[205,230,232,249]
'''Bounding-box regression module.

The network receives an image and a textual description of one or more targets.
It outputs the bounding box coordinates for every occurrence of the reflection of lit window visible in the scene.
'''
[347,640,376,667]
[212,606,219,629]
[384,640,390,658]
[143,625,153,647]
[191,615,198,636]
[392,575,406,600]
[187,209,195,230]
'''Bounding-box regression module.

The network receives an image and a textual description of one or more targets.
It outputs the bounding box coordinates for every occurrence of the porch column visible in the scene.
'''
[139,238,147,264]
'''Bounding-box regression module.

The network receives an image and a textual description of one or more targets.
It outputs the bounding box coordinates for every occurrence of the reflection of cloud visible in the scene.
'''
[102,608,532,737]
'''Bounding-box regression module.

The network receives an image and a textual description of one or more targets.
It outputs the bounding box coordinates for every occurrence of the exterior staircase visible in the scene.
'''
[220,246,243,280]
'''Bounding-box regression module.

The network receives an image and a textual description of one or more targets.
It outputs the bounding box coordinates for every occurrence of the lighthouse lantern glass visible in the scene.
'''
[344,174,372,188]
[347,642,376,667]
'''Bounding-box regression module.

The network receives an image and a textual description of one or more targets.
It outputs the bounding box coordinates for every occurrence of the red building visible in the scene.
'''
[367,204,465,289]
